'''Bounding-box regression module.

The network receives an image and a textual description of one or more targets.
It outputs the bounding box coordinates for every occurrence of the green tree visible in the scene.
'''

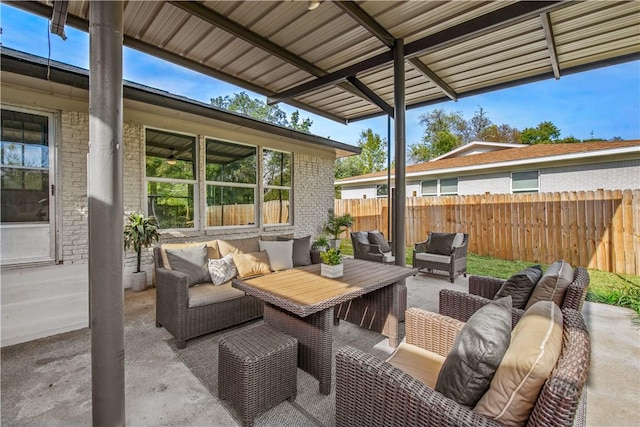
[334,128,387,179]
[478,124,522,143]
[521,121,561,144]
[468,106,492,141]
[408,109,466,163]
[211,91,312,131]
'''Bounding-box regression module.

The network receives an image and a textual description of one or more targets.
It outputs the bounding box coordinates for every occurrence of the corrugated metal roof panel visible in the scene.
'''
[18,0,640,122]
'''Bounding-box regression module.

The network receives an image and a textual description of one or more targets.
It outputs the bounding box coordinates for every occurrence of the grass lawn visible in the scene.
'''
[338,239,640,315]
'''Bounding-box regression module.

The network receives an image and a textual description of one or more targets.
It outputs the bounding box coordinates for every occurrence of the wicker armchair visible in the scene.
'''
[413,232,468,283]
[350,231,395,264]
[440,267,590,326]
[335,307,590,427]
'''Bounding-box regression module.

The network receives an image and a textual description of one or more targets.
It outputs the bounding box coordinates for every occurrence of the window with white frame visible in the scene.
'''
[376,184,388,197]
[421,180,438,196]
[512,170,539,193]
[420,178,457,196]
[440,178,458,195]
[263,149,291,225]
[205,138,257,227]
[145,128,197,229]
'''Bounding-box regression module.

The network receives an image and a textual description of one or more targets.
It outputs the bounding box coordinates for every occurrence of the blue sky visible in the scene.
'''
[2,3,639,150]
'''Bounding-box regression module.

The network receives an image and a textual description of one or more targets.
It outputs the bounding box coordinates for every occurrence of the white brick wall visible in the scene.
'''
[60,111,89,264]
[57,113,335,278]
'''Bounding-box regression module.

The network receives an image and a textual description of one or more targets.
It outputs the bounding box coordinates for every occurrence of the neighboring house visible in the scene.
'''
[0,48,359,347]
[337,140,640,199]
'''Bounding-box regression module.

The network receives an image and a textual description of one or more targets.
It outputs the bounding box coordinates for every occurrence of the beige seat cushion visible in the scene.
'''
[187,282,245,308]
[474,301,564,427]
[415,252,451,263]
[218,237,261,257]
[160,240,220,269]
[526,260,574,309]
[382,251,395,263]
[387,342,446,389]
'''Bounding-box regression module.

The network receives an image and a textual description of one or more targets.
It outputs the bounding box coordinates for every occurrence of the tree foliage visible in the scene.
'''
[520,121,561,144]
[335,128,387,179]
[211,91,312,132]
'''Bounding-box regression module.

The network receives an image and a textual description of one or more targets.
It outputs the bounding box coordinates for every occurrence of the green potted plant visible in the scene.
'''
[311,235,329,251]
[323,208,354,249]
[124,212,160,291]
[320,247,343,278]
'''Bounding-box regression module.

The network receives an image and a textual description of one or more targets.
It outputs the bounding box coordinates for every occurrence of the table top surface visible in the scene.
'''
[233,258,417,317]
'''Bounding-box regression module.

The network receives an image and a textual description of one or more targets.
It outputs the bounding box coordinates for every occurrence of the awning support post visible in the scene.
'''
[393,38,406,266]
[88,2,125,425]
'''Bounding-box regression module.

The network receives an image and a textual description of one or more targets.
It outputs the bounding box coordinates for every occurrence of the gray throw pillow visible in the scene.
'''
[435,296,512,407]
[278,235,312,266]
[165,244,210,287]
[368,231,391,253]
[494,265,543,309]
[427,232,455,255]
[352,231,369,246]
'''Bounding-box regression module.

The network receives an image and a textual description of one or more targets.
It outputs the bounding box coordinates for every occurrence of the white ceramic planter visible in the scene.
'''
[321,263,343,279]
[130,271,147,292]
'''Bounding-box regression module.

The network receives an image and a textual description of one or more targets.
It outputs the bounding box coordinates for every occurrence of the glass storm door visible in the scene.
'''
[1,108,56,265]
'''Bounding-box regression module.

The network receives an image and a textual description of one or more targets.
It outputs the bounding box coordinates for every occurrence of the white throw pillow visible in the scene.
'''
[208,254,237,285]
[259,240,294,271]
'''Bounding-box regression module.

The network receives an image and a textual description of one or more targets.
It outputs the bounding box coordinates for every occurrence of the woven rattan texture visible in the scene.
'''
[335,307,590,427]
[154,247,264,349]
[413,233,469,283]
[219,324,298,427]
[439,267,590,326]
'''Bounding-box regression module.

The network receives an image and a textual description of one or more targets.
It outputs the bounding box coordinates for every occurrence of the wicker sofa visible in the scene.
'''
[154,235,317,349]
[335,306,590,427]
[440,266,590,326]
[413,232,468,283]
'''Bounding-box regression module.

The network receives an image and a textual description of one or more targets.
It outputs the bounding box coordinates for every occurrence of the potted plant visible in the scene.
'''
[323,208,354,249]
[320,247,344,278]
[311,235,329,251]
[124,212,160,291]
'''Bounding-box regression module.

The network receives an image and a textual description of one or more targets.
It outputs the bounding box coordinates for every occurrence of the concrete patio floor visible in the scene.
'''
[2,273,639,426]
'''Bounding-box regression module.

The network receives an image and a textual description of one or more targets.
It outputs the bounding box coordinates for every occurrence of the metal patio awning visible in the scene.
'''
[9,1,640,124]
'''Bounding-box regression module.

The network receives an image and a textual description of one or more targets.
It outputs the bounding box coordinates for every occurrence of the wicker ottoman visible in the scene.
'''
[218,324,298,427]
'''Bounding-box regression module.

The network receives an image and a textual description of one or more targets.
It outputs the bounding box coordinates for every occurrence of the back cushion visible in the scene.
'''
[278,235,312,266]
[427,232,455,255]
[526,260,574,309]
[451,233,464,248]
[368,231,391,253]
[165,244,211,286]
[160,240,219,269]
[218,237,260,257]
[494,265,543,309]
[474,301,564,426]
[352,231,369,246]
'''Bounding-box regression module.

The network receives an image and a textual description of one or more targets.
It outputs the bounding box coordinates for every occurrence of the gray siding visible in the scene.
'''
[540,160,640,192]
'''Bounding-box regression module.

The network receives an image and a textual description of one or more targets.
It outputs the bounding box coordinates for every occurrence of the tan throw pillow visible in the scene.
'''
[474,301,564,427]
[525,260,574,309]
[232,251,271,279]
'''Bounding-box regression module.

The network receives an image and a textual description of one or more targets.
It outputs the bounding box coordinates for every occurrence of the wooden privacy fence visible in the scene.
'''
[335,189,640,276]
[207,200,289,226]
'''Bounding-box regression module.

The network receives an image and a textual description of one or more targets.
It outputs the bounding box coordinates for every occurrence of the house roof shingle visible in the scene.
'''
[337,140,640,183]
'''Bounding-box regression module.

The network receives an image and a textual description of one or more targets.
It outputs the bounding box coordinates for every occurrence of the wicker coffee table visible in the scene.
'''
[233,258,416,395]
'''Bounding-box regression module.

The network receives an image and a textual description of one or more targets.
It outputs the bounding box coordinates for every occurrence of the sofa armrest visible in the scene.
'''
[405,307,464,357]
[155,267,190,328]
[335,346,502,427]
[468,275,504,299]
[439,289,524,327]
[414,239,429,253]
[353,240,385,262]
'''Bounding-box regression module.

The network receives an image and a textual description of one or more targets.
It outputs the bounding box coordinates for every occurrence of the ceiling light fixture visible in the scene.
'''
[308,1,320,11]
[166,148,177,165]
